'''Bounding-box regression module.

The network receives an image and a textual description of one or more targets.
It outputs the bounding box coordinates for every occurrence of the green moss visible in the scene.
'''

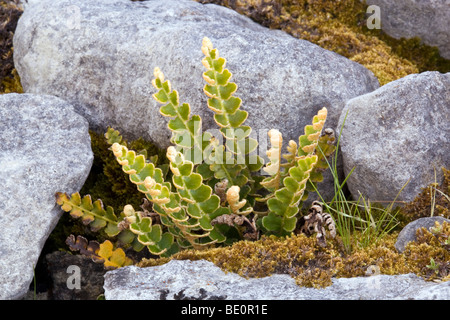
[403,221,450,281]
[1,68,23,93]
[3,0,449,93]
[139,222,450,287]
[197,0,449,86]
[379,36,450,75]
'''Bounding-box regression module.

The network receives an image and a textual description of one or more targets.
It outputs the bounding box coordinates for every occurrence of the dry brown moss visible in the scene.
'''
[139,233,343,288]
[403,221,450,281]
[197,0,450,86]
[139,222,450,288]
[399,168,450,227]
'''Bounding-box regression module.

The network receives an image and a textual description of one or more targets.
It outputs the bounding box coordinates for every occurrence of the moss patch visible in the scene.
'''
[403,221,450,281]
[197,0,449,86]
[398,168,450,227]
[139,221,450,288]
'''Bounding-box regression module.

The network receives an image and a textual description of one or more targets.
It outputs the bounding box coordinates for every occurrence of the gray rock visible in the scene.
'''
[0,93,93,300]
[338,71,450,204]
[103,259,450,300]
[364,0,450,59]
[13,0,379,152]
[395,217,450,253]
[45,251,107,300]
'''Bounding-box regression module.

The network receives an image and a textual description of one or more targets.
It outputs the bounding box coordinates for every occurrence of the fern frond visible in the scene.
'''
[166,146,226,249]
[65,235,132,270]
[262,108,328,235]
[96,240,133,270]
[110,142,180,255]
[261,129,283,191]
[56,192,121,237]
[263,155,318,234]
[226,185,252,215]
[281,140,298,172]
[306,127,336,194]
[152,67,211,164]
[297,107,327,157]
[201,37,264,188]
[123,204,174,255]
[104,127,123,146]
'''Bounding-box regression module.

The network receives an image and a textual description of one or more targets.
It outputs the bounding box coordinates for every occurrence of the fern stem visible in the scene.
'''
[69,203,118,225]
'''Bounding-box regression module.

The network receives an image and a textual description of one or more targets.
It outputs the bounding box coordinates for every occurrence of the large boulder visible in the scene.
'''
[338,71,450,204]
[13,0,379,152]
[103,259,450,300]
[364,0,450,59]
[0,93,93,300]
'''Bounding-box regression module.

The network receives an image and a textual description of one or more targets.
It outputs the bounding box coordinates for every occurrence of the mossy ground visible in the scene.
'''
[139,221,450,288]
[398,168,450,226]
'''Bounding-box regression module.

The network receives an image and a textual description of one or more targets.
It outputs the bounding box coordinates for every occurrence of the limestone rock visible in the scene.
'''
[13,0,379,151]
[395,217,450,253]
[103,259,450,300]
[338,71,450,204]
[0,93,93,299]
[364,0,450,59]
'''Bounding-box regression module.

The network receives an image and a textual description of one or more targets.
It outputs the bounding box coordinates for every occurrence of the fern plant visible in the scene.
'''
[261,108,334,235]
[56,37,335,268]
